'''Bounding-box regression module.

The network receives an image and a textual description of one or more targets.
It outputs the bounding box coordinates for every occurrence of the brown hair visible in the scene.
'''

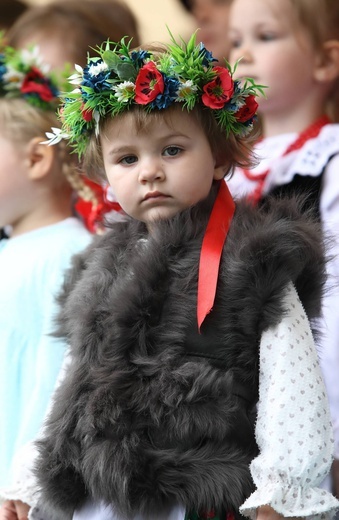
[289,0,339,120]
[290,0,339,46]
[7,0,140,68]
[83,104,258,183]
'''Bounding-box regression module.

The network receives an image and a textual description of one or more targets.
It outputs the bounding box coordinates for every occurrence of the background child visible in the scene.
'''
[16,33,339,520]
[7,0,141,71]
[227,0,339,500]
[5,0,141,232]
[177,0,232,63]
[0,42,92,506]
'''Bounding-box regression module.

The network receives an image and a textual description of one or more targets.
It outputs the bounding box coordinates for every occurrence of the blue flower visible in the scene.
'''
[130,50,151,69]
[198,43,218,67]
[0,54,7,83]
[82,59,112,97]
[150,74,180,109]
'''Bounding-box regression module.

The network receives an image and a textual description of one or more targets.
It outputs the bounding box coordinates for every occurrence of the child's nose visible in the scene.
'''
[138,158,165,183]
[232,43,253,64]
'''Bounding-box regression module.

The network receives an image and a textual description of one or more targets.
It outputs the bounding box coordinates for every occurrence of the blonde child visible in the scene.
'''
[6,0,141,232]
[227,0,339,499]
[0,43,93,509]
[4,33,339,520]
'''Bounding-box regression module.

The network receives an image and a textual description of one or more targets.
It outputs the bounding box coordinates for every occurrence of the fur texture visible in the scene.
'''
[35,186,326,519]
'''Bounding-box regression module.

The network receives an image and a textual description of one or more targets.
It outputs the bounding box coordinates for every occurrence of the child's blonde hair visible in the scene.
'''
[0,97,97,204]
[290,0,339,120]
[290,0,339,45]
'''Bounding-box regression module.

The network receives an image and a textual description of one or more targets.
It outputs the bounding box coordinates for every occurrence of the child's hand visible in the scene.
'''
[0,500,30,520]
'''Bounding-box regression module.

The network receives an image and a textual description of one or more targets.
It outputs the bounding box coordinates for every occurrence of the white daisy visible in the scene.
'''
[2,65,24,90]
[176,80,198,100]
[112,81,135,103]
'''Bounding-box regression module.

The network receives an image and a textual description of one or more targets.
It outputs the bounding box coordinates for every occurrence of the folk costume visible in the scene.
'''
[30,182,338,520]
[227,118,339,480]
[26,33,339,520]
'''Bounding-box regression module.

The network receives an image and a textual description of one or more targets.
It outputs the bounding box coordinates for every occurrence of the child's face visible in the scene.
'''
[101,109,225,226]
[0,132,32,230]
[228,0,318,116]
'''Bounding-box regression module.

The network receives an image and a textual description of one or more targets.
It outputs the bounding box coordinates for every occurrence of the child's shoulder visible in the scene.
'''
[228,195,326,321]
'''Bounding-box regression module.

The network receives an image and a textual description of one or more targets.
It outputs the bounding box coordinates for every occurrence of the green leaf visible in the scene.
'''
[116,62,137,81]
[102,50,121,70]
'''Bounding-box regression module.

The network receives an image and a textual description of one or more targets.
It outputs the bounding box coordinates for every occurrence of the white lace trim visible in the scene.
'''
[263,124,339,192]
[240,484,339,519]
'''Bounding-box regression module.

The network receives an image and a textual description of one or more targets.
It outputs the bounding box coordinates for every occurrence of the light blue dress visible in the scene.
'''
[0,218,92,488]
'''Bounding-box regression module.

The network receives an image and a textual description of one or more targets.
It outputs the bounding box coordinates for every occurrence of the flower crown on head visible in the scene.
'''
[45,30,266,157]
[0,43,60,110]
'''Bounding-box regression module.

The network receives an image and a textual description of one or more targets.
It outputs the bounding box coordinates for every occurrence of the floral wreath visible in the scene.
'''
[0,44,60,110]
[0,41,120,234]
[45,30,265,157]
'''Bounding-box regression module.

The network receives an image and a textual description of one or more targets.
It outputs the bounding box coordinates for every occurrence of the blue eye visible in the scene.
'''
[259,32,277,42]
[163,146,182,157]
[120,155,137,165]
[230,38,242,49]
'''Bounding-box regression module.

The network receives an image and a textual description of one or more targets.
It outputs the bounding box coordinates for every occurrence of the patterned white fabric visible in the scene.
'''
[227,123,339,465]
[240,283,338,519]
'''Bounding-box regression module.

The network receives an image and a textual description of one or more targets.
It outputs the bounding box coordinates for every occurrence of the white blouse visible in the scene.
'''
[1,284,338,519]
[227,124,339,465]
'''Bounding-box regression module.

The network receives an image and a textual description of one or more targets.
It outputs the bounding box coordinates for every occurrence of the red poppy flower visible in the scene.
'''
[135,61,164,105]
[234,94,258,122]
[202,66,234,109]
[20,66,54,102]
[81,103,93,122]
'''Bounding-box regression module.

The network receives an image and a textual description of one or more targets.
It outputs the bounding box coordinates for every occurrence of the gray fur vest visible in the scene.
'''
[35,186,326,520]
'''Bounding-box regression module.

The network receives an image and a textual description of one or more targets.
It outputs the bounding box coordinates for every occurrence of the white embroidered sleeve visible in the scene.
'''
[0,441,40,516]
[319,155,339,461]
[240,282,339,519]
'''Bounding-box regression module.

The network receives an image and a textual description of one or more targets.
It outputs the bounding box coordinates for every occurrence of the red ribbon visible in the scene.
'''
[197,181,235,332]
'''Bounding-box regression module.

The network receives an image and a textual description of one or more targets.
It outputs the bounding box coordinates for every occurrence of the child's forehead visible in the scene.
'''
[104,107,203,136]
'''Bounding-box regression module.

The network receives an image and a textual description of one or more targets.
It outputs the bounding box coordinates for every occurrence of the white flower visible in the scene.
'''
[94,110,100,137]
[21,46,50,74]
[41,127,69,146]
[68,64,83,85]
[88,61,108,77]
[2,66,24,90]
[176,80,198,100]
[112,81,135,103]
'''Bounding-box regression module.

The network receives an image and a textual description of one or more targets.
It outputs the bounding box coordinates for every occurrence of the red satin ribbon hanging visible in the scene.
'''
[197,181,235,332]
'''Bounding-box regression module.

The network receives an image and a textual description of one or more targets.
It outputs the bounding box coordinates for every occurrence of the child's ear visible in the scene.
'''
[27,137,56,181]
[314,40,339,83]
[213,160,231,180]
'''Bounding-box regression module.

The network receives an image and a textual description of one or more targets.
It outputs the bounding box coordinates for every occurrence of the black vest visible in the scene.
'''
[35,187,326,520]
